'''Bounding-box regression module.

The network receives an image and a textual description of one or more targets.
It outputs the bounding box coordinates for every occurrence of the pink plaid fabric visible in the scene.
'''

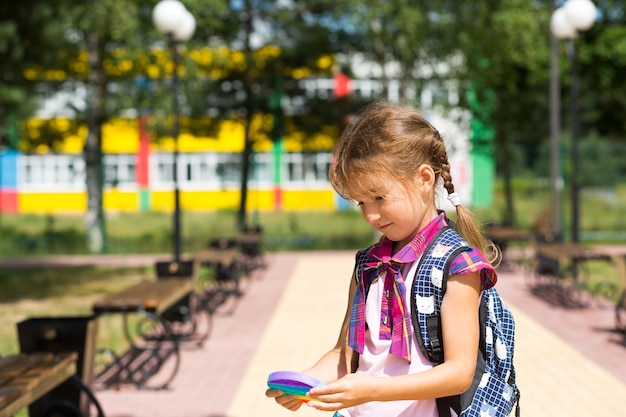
[348,213,497,363]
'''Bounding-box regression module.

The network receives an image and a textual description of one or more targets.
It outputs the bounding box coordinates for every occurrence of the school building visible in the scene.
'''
[0,77,493,215]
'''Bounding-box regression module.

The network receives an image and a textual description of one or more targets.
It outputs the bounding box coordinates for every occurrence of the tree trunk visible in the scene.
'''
[84,31,106,253]
[238,116,252,230]
[237,0,253,231]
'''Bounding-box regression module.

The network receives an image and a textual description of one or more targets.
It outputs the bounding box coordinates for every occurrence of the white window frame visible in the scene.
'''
[104,154,137,190]
[282,152,332,189]
[18,154,85,191]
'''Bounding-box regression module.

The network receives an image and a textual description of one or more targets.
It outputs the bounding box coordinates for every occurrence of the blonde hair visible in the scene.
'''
[330,101,498,263]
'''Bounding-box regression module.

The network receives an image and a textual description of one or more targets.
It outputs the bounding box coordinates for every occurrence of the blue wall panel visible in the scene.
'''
[0,150,18,188]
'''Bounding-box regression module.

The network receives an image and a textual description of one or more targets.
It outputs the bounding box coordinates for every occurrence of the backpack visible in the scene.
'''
[356,226,520,417]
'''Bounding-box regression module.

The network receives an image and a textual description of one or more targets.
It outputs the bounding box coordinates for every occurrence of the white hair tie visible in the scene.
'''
[447,192,461,207]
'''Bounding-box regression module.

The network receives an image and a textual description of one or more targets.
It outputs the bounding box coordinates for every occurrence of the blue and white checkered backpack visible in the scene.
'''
[411,226,520,417]
[356,226,520,417]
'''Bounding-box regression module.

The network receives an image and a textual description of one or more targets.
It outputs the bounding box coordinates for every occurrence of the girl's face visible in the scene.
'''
[352,168,438,250]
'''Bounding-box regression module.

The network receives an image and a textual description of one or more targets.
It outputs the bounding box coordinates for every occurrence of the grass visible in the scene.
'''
[0,209,377,257]
[581,261,622,301]
[0,266,148,355]
[2,180,626,257]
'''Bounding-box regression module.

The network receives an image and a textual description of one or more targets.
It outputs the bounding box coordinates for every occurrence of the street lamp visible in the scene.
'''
[550,0,597,248]
[152,0,196,263]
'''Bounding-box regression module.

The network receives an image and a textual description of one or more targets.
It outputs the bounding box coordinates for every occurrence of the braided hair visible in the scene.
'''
[329,100,499,263]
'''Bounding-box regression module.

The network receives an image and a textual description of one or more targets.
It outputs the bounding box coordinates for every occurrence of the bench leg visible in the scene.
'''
[95,311,181,391]
[161,293,213,347]
[126,310,181,390]
[528,254,592,308]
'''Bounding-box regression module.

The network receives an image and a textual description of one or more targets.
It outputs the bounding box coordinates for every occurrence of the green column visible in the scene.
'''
[270,75,285,211]
[467,85,496,208]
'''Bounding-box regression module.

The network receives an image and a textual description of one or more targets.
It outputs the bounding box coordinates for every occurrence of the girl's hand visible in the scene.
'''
[265,388,306,411]
[305,373,377,412]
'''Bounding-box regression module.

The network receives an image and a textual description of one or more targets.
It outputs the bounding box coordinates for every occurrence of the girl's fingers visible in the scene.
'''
[307,399,343,412]
[266,390,305,411]
[265,388,283,398]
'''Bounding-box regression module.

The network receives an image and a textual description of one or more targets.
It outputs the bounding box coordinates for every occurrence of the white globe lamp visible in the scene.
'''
[173,10,196,41]
[563,0,597,31]
[152,0,187,35]
[550,8,577,39]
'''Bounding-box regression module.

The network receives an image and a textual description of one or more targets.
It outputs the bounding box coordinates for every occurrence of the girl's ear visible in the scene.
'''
[417,164,436,189]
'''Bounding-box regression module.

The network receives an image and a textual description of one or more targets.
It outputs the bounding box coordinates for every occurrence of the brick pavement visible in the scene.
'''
[13,251,622,416]
[91,252,301,417]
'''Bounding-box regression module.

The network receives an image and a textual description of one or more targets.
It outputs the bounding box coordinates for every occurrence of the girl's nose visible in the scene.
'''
[362,207,381,224]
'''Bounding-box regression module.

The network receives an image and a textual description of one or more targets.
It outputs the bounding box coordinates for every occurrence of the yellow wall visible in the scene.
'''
[18,189,337,214]
[151,190,242,212]
[104,191,140,212]
[282,190,336,211]
[19,192,87,213]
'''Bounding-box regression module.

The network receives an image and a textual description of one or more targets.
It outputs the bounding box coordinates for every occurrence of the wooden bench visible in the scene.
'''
[93,278,194,316]
[195,246,241,270]
[92,264,200,390]
[535,243,626,326]
[484,224,531,249]
[196,245,242,278]
[201,229,265,282]
[534,241,617,280]
[0,352,78,417]
[236,226,266,271]
[15,315,103,417]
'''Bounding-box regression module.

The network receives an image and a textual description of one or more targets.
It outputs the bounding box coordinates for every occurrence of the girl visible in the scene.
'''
[266,101,498,416]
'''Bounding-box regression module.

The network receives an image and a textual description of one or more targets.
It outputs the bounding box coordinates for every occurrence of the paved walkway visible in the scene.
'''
[85,251,626,416]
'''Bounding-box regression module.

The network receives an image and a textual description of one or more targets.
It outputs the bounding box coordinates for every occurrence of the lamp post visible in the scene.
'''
[548,1,562,243]
[153,0,196,263]
[550,0,596,245]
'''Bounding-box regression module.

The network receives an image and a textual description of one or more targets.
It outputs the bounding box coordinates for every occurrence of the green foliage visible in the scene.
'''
[0,1,74,147]
[582,23,626,137]
[534,131,625,187]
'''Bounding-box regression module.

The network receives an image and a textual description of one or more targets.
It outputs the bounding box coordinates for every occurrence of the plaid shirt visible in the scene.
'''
[348,213,496,362]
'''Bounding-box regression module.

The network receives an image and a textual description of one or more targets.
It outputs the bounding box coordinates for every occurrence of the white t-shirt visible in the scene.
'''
[339,260,456,417]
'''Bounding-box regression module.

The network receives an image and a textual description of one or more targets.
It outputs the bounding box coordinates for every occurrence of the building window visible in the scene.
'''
[250,152,273,187]
[19,154,85,191]
[104,154,137,188]
[151,152,245,190]
[215,153,241,188]
[151,153,174,188]
[282,152,331,188]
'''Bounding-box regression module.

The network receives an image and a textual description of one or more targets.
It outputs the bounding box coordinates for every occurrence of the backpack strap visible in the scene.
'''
[410,226,470,417]
[410,226,469,364]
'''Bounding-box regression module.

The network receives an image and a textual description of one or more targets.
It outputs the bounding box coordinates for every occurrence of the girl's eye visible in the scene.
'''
[350,195,383,207]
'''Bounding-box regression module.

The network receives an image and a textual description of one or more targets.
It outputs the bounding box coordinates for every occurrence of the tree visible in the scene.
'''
[184,0,343,229]
[0,1,78,149]
[2,0,232,252]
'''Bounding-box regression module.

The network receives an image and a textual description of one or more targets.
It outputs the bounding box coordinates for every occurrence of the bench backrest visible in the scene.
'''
[155,260,196,280]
